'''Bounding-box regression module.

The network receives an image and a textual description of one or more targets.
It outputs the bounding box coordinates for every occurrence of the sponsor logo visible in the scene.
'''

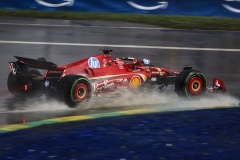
[9,63,21,74]
[127,1,168,10]
[93,80,114,93]
[44,80,50,87]
[130,76,141,88]
[222,0,240,13]
[88,57,100,68]
[35,0,74,7]
[151,77,157,82]
[117,78,128,83]
[151,71,160,75]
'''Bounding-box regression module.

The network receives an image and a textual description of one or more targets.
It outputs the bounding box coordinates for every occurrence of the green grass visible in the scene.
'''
[1,9,240,31]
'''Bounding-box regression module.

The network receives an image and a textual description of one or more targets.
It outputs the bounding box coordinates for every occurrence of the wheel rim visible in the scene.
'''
[188,76,203,95]
[74,83,88,102]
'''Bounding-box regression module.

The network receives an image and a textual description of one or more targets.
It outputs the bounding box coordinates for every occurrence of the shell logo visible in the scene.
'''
[130,76,141,88]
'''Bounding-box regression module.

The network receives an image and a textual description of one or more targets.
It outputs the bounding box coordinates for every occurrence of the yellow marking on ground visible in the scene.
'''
[49,115,93,122]
[0,124,30,131]
[119,109,156,115]
[0,108,160,133]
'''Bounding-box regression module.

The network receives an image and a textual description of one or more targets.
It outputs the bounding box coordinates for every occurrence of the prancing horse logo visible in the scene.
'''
[127,1,168,10]
[35,0,74,7]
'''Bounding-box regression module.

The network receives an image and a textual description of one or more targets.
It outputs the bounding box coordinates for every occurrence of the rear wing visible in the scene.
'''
[9,56,65,75]
[14,56,57,69]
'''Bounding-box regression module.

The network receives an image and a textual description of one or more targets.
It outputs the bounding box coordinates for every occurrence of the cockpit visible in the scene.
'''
[112,57,153,71]
[102,48,153,71]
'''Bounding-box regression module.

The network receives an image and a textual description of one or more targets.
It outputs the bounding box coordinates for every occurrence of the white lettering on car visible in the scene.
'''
[117,78,128,83]
[93,80,114,93]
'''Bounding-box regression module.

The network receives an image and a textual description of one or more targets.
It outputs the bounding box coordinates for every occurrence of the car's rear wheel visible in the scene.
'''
[57,75,92,107]
[175,69,207,99]
[7,72,25,96]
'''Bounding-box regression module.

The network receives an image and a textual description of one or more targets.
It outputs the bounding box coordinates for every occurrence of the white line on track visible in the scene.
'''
[0,40,240,52]
[0,22,165,30]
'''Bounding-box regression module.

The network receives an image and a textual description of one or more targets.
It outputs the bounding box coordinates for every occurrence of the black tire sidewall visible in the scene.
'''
[7,72,25,96]
[57,75,92,107]
[175,69,207,98]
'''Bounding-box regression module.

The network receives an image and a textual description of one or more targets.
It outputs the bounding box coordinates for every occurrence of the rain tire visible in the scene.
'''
[175,69,207,99]
[57,75,92,108]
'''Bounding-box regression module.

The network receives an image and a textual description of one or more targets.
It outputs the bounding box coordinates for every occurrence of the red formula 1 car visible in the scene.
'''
[7,49,226,107]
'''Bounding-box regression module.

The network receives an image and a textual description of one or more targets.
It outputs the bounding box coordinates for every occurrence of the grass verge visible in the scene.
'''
[0,9,240,31]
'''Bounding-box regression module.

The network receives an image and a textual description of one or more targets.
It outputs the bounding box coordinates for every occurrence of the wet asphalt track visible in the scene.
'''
[0,17,240,159]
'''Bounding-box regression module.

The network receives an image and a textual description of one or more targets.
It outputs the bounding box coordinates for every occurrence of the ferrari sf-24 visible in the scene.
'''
[7,49,226,107]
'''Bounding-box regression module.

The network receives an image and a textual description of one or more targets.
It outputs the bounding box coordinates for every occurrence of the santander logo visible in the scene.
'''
[127,1,168,10]
[35,0,74,7]
[222,0,240,13]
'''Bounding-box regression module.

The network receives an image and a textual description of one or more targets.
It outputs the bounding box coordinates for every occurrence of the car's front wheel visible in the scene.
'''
[175,69,207,99]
